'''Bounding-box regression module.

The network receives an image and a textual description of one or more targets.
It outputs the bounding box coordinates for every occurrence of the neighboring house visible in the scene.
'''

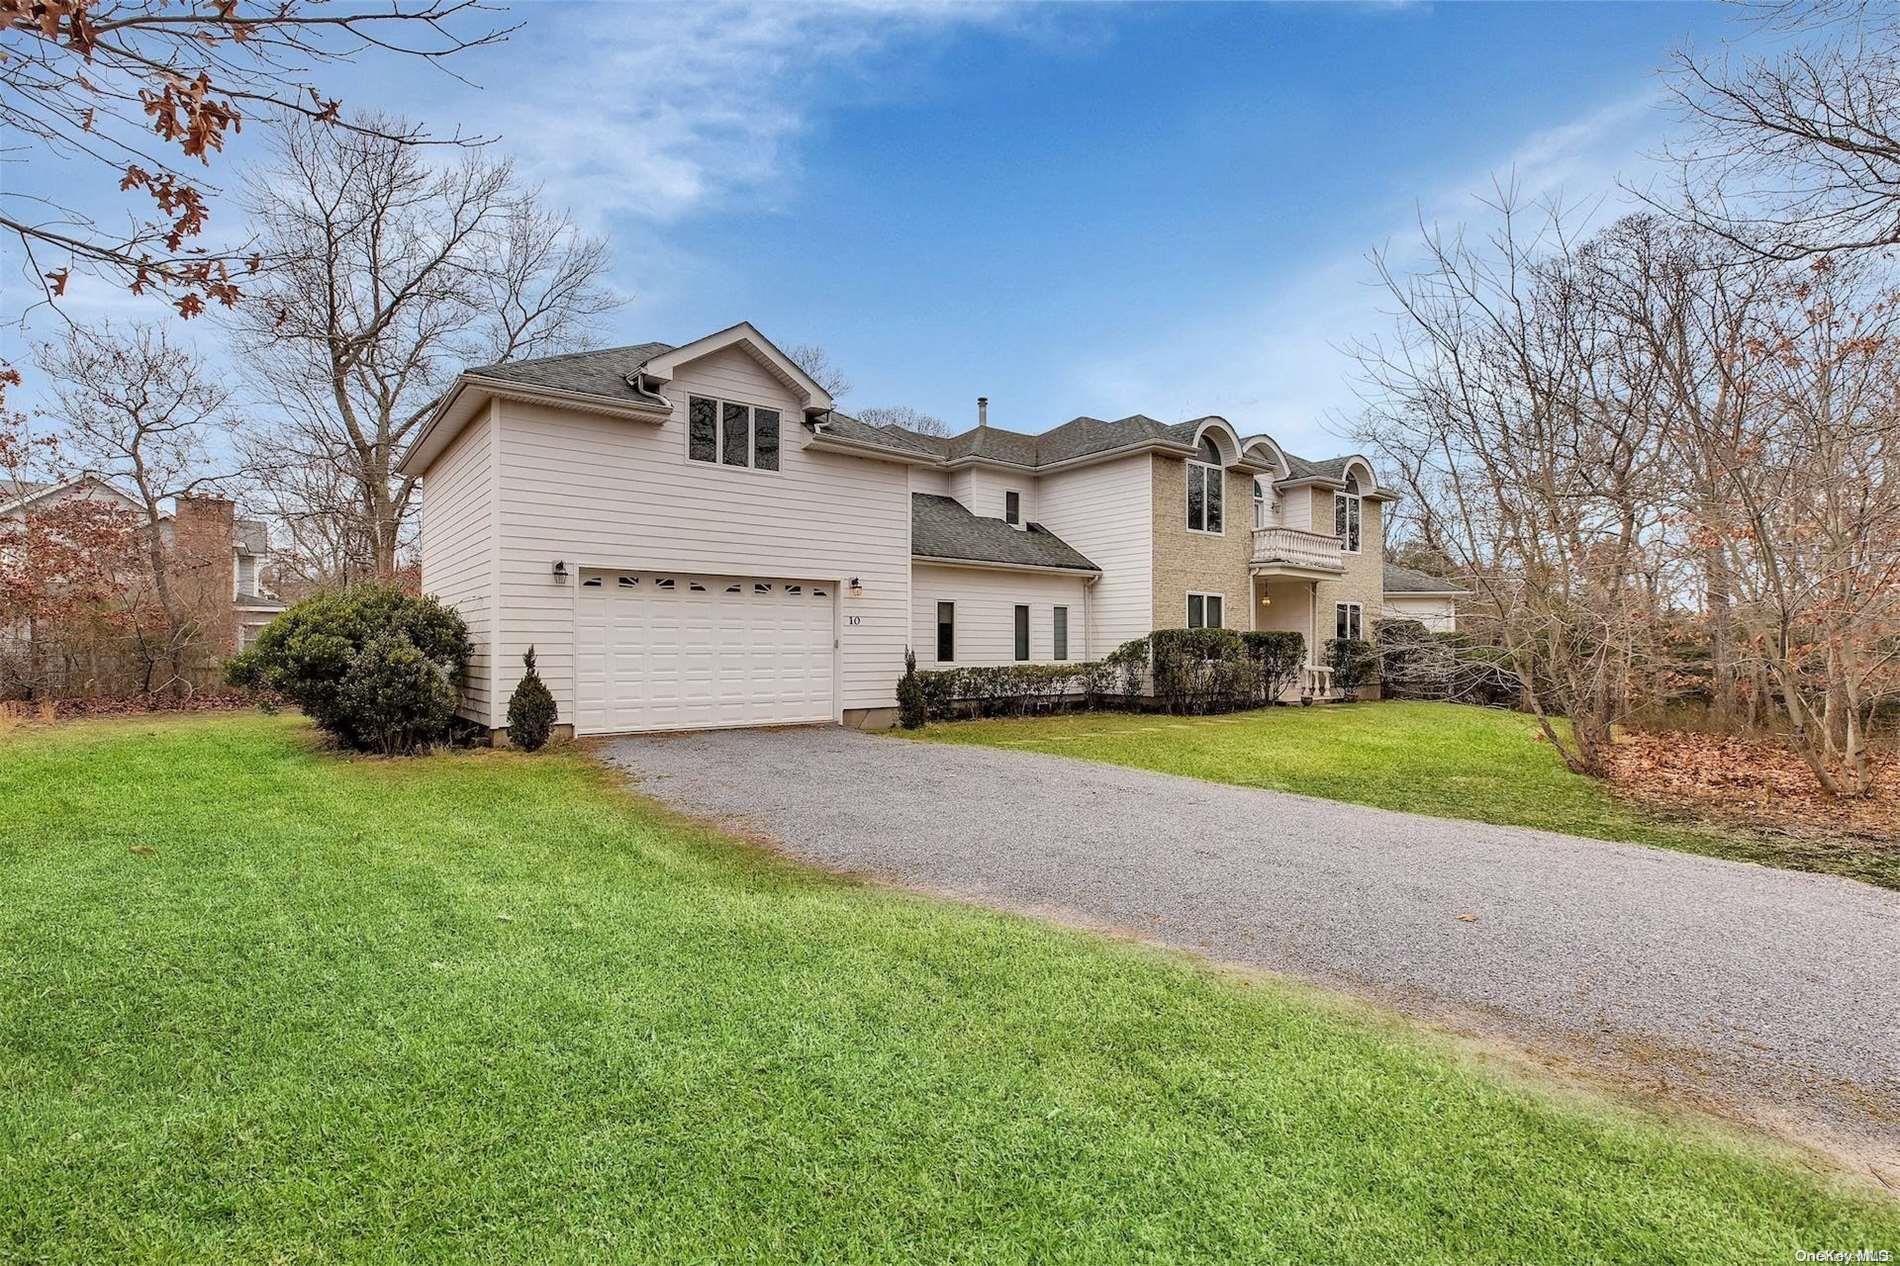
[1382,563,1467,633]
[1,475,284,657]
[400,321,1399,739]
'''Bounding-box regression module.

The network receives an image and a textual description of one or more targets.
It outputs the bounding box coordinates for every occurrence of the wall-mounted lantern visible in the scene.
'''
[552,560,568,582]
[847,577,863,597]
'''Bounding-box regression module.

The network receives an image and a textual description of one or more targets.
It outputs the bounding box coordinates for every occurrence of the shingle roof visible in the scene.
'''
[453,343,1356,480]
[235,592,286,610]
[852,413,1213,469]
[1283,454,1354,481]
[819,411,949,458]
[1383,562,1467,595]
[466,342,675,407]
[911,494,1099,572]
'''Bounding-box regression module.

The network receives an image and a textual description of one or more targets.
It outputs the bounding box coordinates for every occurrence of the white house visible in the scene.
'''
[1381,563,1466,633]
[400,322,1401,739]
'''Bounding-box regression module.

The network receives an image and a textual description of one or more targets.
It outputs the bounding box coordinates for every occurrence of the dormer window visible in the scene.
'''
[1005,490,1021,526]
[688,395,780,472]
[1335,472,1362,553]
[1187,435,1223,534]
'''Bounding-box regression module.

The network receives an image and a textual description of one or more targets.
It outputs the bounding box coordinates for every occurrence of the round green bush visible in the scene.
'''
[226,583,471,754]
[507,646,558,751]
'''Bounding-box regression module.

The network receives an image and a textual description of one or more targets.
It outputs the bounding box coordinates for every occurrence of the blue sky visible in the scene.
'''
[6,0,1746,458]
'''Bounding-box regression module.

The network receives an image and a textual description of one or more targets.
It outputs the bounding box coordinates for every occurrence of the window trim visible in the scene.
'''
[1335,602,1363,641]
[1052,605,1068,661]
[1335,487,1362,554]
[935,600,955,664]
[687,393,782,473]
[1186,460,1225,535]
[1186,591,1225,629]
[1013,603,1030,661]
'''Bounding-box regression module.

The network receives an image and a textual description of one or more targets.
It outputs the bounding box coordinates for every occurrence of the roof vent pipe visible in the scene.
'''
[977,396,988,428]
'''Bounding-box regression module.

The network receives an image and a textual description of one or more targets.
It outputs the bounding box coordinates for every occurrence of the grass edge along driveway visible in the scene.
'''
[908,700,1899,891]
[1,711,1895,1262]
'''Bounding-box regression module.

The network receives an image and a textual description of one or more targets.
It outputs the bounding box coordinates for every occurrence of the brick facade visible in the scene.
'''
[1309,490,1385,643]
[1149,456,1254,630]
[171,495,238,659]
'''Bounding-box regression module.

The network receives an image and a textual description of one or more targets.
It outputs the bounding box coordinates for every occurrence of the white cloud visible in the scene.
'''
[437,1,1018,227]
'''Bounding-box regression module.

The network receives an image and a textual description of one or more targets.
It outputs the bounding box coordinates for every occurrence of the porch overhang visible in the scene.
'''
[1250,561,1344,580]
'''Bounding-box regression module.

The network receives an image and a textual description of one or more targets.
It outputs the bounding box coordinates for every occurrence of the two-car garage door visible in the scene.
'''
[574,568,836,735]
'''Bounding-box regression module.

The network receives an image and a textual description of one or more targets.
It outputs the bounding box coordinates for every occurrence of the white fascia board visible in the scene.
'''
[397,376,669,476]
[639,321,835,412]
[911,554,1102,578]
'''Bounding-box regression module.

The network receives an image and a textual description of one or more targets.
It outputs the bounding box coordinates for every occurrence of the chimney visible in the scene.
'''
[977,396,988,428]
[172,495,239,659]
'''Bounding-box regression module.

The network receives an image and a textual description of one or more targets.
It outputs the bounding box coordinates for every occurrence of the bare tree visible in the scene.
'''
[2,0,509,318]
[229,113,618,579]
[1582,215,1785,727]
[785,343,851,399]
[1353,189,1672,777]
[1703,260,1900,795]
[1667,0,1900,259]
[34,320,230,693]
[856,403,951,437]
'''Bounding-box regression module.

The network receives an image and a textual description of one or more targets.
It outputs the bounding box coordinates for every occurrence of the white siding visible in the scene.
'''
[1034,454,1153,650]
[1282,485,1318,533]
[948,467,977,511]
[1385,594,1458,632]
[910,466,953,497]
[962,467,1034,524]
[491,345,912,724]
[911,563,1091,667]
[417,407,496,724]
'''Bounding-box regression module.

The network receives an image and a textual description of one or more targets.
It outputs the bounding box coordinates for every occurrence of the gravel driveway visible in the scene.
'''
[599,726,1900,1166]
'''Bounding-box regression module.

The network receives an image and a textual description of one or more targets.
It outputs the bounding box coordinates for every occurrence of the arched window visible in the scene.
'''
[1335,470,1363,553]
[1187,434,1224,533]
[1253,478,1265,528]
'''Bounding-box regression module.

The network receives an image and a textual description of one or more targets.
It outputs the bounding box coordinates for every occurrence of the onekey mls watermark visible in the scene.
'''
[1795,1251,1893,1263]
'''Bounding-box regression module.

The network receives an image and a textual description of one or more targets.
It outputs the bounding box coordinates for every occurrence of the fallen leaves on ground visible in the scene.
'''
[1608,731,1900,843]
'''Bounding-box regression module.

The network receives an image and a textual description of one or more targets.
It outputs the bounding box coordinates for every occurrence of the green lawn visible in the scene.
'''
[1,713,1893,1262]
[909,701,1900,889]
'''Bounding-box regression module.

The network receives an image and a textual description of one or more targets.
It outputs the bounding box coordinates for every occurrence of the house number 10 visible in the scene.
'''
[846,615,862,626]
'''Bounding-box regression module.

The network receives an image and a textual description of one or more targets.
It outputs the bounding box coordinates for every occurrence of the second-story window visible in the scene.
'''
[1005,490,1021,526]
[1335,472,1362,553]
[689,395,780,472]
[1187,435,1223,533]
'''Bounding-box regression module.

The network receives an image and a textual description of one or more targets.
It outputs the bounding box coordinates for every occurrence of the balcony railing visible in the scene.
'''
[1250,525,1345,573]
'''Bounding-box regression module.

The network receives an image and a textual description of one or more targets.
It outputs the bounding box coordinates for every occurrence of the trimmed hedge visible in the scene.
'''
[1151,628,1248,715]
[1241,630,1306,703]
[896,628,1313,723]
[913,663,1096,721]
[1324,637,1378,698]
